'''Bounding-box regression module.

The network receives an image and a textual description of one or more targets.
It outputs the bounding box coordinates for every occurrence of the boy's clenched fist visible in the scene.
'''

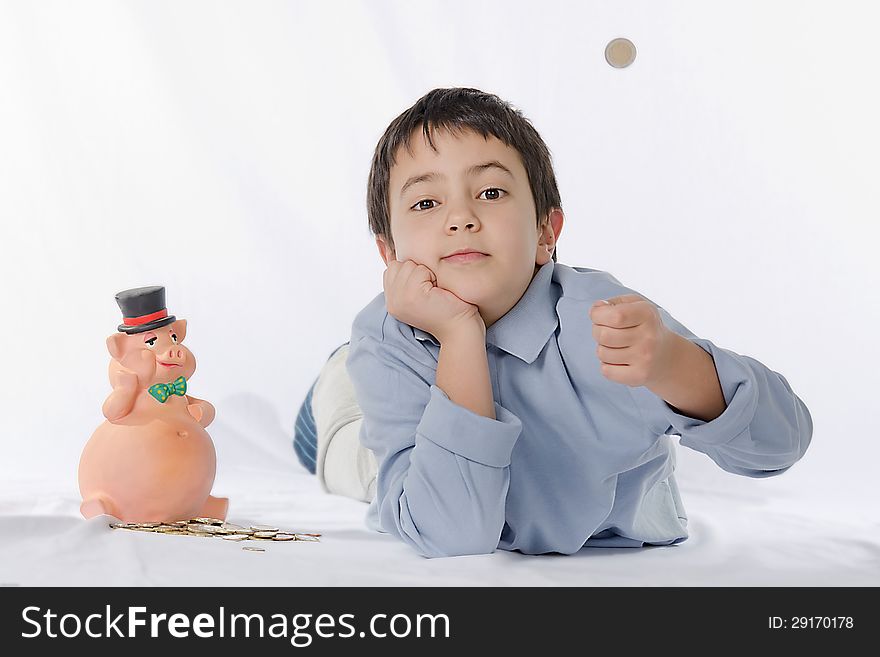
[383,259,486,343]
[589,294,677,388]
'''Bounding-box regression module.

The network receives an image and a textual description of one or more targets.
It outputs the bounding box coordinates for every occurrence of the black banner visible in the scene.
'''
[0,586,871,652]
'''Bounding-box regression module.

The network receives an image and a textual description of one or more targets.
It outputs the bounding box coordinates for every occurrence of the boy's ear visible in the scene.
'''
[376,236,396,265]
[536,208,564,263]
[548,208,564,243]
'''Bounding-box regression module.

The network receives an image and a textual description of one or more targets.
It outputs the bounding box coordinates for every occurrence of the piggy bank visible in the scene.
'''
[78,285,228,522]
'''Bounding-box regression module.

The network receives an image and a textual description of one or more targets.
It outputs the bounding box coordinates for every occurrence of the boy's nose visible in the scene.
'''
[449,221,476,232]
[444,197,482,232]
[445,209,480,231]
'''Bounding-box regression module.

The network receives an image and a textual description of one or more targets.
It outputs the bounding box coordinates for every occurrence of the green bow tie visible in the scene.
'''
[148,375,187,403]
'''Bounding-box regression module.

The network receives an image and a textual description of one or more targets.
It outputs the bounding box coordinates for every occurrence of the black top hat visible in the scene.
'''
[115,286,177,334]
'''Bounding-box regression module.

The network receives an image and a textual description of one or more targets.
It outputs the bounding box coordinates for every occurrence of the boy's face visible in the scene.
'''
[377,127,563,328]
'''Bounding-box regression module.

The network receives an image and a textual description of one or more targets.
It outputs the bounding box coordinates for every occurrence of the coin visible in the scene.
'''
[107,517,320,544]
[605,38,637,69]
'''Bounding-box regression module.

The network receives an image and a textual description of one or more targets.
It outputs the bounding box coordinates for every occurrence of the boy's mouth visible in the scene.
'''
[442,249,489,264]
[443,252,489,264]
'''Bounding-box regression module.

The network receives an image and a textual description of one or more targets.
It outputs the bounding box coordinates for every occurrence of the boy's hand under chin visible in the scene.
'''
[589,294,677,388]
[383,258,486,344]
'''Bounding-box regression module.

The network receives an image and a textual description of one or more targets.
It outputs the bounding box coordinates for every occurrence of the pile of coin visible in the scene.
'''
[109,517,321,551]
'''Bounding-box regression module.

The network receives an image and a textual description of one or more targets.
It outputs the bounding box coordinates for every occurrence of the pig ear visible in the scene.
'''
[172,319,187,342]
[106,333,127,360]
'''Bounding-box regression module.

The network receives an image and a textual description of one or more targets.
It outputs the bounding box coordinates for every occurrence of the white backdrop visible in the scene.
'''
[1,1,878,533]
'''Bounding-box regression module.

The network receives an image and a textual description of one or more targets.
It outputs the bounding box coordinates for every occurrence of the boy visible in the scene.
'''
[294,87,813,559]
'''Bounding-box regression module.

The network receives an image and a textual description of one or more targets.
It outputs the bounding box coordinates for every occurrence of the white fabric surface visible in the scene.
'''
[2,426,878,586]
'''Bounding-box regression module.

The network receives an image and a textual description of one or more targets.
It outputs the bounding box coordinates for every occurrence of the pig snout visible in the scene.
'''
[164,347,184,361]
[157,348,186,368]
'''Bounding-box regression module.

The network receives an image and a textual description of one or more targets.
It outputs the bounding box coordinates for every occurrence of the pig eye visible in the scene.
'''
[145,337,157,348]
[170,333,178,344]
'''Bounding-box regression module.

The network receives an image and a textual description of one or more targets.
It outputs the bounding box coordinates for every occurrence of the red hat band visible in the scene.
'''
[122,309,169,327]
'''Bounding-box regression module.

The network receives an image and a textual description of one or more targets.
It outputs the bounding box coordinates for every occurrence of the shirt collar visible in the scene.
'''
[412,260,558,364]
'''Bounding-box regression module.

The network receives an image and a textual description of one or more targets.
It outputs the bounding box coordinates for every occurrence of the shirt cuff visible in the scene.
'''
[415,384,523,467]
[661,337,759,446]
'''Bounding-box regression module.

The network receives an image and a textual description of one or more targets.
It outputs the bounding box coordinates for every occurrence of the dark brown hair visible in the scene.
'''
[366,87,561,263]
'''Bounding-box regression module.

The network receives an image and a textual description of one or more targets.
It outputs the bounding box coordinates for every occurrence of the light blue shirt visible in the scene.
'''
[346,260,813,558]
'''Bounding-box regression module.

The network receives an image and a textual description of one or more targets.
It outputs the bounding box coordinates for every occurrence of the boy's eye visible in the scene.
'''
[479,188,506,201]
[411,199,437,212]
[145,337,157,347]
[171,333,178,344]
